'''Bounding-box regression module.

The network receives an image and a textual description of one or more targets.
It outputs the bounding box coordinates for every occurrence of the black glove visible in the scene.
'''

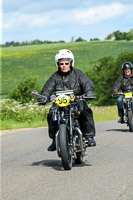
[37,96,47,105]
[112,91,118,95]
[85,91,95,98]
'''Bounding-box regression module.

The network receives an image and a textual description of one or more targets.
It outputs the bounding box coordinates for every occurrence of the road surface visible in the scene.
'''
[1,120,133,200]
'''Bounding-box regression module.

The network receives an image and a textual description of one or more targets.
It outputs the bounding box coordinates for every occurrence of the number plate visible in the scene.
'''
[55,94,70,107]
[125,92,132,98]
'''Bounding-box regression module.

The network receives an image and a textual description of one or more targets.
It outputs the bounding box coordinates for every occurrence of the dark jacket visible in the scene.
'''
[113,75,133,92]
[41,68,94,99]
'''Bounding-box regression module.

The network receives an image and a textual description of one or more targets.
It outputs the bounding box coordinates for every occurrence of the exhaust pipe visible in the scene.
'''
[75,127,85,156]
[55,130,61,157]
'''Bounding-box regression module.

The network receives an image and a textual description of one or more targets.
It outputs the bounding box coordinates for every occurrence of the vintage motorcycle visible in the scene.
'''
[31,90,95,170]
[113,90,133,132]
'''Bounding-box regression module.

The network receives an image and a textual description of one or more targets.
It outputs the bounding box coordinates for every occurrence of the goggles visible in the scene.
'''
[59,63,70,66]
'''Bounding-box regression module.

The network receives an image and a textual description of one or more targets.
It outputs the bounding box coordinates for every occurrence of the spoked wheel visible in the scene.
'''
[75,153,83,164]
[127,110,133,132]
[59,124,72,170]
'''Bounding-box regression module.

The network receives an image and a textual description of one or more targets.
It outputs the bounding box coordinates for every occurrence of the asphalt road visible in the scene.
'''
[1,120,133,200]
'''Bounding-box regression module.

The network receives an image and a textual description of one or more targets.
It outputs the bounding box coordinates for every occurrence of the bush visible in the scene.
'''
[86,52,133,106]
[0,99,48,123]
[8,78,40,103]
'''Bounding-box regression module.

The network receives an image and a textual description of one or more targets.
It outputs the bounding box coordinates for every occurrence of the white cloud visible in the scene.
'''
[2,12,29,29]
[2,12,54,30]
[3,0,92,13]
[3,0,37,12]
[2,2,130,31]
[2,1,133,43]
[74,2,126,24]
[31,17,49,26]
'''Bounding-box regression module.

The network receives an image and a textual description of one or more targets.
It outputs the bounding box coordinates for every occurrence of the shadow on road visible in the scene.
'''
[106,129,129,132]
[31,159,92,171]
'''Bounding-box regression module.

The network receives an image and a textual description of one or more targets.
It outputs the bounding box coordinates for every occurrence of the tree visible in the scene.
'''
[90,38,100,41]
[126,33,133,41]
[8,78,40,103]
[30,39,43,45]
[75,37,87,42]
[109,29,133,41]
[86,53,133,106]
[113,30,123,40]
[5,41,15,47]
[14,42,20,46]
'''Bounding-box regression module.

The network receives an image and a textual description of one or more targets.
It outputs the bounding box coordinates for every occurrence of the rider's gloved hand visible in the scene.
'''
[37,96,47,105]
[112,90,118,95]
[130,74,133,78]
[85,91,95,98]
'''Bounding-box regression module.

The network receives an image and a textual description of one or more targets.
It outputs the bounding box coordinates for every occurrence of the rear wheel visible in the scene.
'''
[59,124,72,170]
[127,110,133,132]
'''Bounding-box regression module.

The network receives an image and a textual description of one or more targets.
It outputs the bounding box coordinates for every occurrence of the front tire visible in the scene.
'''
[127,110,133,132]
[59,124,72,170]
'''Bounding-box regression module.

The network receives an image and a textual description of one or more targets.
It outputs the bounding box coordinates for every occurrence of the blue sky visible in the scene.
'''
[1,0,133,44]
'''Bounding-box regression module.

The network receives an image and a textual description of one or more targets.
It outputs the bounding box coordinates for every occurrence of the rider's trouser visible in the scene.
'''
[47,100,96,140]
[117,95,125,117]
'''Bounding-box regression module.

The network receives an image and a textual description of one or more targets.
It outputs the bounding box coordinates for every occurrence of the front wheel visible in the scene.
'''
[127,110,133,132]
[59,124,72,170]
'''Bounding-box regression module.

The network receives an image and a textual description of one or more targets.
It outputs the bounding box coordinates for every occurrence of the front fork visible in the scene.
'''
[124,100,132,123]
[55,106,73,157]
[55,121,71,158]
[55,130,60,157]
[54,106,86,158]
[124,100,132,113]
[74,127,85,156]
[54,108,70,157]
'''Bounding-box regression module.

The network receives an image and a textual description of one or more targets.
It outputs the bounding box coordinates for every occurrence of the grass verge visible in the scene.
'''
[0,120,48,130]
[93,105,118,122]
[0,105,118,130]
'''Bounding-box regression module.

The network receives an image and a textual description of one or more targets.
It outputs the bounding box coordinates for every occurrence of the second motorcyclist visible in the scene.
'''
[38,49,96,151]
[112,61,133,123]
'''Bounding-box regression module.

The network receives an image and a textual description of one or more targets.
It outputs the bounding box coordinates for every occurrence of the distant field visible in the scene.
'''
[1,40,133,97]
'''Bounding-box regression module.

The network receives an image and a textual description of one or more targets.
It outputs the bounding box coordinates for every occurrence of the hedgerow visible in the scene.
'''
[0,99,49,123]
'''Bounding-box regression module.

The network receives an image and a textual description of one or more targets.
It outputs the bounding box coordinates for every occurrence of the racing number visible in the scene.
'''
[58,96,67,104]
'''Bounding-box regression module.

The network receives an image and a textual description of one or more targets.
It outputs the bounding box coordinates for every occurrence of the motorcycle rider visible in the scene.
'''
[112,61,133,123]
[38,49,96,151]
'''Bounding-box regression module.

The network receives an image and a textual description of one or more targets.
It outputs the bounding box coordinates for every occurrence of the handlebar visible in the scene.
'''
[112,93,123,97]
[112,92,133,97]
[31,90,96,104]
[75,95,96,101]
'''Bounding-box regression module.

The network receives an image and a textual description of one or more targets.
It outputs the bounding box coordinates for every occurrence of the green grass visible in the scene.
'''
[0,119,48,130]
[1,40,133,97]
[93,105,118,122]
[0,105,118,130]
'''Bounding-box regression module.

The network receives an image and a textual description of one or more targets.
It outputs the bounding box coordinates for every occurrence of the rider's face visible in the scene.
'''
[124,69,131,76]
[59,60,71,73]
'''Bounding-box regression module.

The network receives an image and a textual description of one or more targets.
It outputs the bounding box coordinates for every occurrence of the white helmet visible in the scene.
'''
[55,49,74,67]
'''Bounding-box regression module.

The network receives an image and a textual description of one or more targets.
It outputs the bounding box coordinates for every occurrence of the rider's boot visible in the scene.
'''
[118,115,124,124]
[85,134,96,147]
[88,137,96,147]
[47,139,56,151]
